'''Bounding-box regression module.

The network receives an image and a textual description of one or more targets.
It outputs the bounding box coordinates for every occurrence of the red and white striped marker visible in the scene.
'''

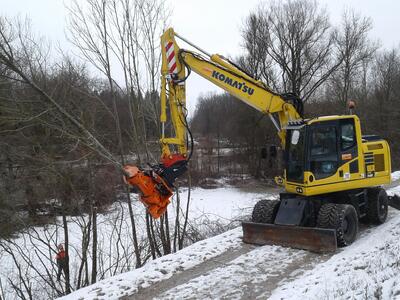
[165,41,177,74]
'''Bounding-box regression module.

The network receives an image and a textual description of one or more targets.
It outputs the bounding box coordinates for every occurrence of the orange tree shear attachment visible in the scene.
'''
[124,165,173,218]
[123,154,187,219]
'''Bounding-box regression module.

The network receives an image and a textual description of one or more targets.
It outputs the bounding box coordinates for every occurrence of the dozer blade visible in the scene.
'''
[388,195,400,210]
[242,221,337,253]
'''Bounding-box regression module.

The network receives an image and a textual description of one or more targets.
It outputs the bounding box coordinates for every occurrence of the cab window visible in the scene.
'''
[341,119,356,150]
[309,125,338,179]
[286,128,305,182]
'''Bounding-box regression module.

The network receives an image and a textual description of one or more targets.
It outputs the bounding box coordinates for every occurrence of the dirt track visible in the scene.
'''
[122,218,390,299]
[123,239,331,300]
[123,244,256,300]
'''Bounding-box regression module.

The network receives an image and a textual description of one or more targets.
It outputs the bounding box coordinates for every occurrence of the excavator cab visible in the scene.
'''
[285,118,355,187]
[283,115,391,196]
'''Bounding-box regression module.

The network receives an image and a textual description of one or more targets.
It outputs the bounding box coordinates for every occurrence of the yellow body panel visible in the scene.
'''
[286,174,390,196]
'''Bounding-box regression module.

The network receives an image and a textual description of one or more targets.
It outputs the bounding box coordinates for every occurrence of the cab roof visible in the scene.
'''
[306,115,358,125]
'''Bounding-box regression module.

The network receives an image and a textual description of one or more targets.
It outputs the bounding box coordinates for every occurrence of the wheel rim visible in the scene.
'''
[343,218,349,233]
[343,215,355,241]
[378,196,387,219]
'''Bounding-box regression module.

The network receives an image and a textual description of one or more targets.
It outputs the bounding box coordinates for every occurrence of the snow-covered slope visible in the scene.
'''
[59,178,400,300]
[58,229,244,300]
[0,184,272,300]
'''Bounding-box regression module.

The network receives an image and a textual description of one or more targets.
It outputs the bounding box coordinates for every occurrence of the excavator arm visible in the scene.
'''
[159,28,302,153]
[125,28,303,219]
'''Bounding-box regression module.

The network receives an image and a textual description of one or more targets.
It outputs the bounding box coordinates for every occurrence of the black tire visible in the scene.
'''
[317,203,358,247]
[366,188,388,224]
[251,200,280,224]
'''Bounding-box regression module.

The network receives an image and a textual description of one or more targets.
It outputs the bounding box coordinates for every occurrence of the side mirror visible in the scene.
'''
[291,130,300,145]
[260,147,268,159]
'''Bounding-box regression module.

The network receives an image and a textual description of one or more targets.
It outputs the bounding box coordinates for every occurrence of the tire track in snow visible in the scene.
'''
[152,246,329,300]
[268,209,400,299]
[123,244,257,300]
[149,214,398,300]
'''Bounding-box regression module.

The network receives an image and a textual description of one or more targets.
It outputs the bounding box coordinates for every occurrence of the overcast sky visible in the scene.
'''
[1,0,400,113]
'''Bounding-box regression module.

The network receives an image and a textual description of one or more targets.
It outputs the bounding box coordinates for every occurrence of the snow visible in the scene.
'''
[152,186,400,300]
[269,208,400,300]
[54,186,272,300]
[0,185,271,300]
[57,171,400,300]
[387,185,400,196]
[58,228,243,300]
[391,170,400,182]
[155,246,308,300]
[183,186,274,222]
[4,172,400,299]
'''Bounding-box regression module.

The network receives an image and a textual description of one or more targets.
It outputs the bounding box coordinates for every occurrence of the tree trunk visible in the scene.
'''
[126,188,142,268]
[145,212,156,259]
[91,206,97,284]
[62,213,71,294]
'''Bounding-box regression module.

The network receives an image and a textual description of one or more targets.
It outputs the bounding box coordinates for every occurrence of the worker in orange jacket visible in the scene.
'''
[55,244,67,281]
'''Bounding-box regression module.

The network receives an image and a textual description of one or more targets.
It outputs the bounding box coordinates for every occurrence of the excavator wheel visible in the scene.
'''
[366,188,388,224]
[317,203,358,247]
[251,200,280,223]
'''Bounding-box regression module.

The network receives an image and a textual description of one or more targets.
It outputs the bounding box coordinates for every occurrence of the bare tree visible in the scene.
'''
[75,214,92,289]
[67,0,169,161]
[0,16,124,168]
[67,0,144,267]
[330,10,378,110]
[66,0,188,266]
[241,0,342,102]
[371,49,400,132]
[0,15,132,297]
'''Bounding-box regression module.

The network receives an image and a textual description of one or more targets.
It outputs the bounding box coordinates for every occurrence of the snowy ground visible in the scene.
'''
[269,207,400,300]
[59,229,245,300]
[57,172,400,300]
[0,183,272,300]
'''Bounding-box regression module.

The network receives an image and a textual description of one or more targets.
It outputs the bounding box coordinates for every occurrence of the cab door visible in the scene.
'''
[338,118,358,180]
[306,118,358,185]
[307,121,340,182]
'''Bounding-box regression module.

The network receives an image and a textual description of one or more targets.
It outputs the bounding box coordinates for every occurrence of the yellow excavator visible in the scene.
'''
[123,28,400,252]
